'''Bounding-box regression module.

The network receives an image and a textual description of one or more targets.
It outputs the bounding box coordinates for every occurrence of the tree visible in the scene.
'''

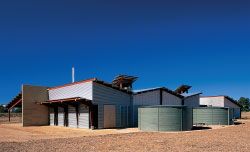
[238,97,250,112]
[0,105,5,113]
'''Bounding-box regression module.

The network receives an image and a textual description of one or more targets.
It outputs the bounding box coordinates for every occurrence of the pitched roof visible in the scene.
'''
[48,78,96,90]
[133,87,184,98]
[182,92,202,98]
[48,78,132,94]
[6,92,22,110]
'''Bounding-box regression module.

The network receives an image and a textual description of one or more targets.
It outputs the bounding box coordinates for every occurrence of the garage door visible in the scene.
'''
[68,105,77,128]
[58,107,64,126]
[78,104,89,129]
[104,105,116,128]
[49,107,54,126]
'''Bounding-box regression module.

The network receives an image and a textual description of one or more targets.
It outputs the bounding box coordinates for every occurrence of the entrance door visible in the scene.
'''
[104,105,116,128]
[90,105,98,129]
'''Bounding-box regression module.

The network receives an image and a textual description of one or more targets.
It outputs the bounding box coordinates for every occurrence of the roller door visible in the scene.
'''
[68,105,78,128]
[49,107,54,126]
[78,104,89,129]
[58,107,65,126]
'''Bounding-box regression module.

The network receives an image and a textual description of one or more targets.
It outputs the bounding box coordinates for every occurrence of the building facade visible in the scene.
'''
[200,96,241,118]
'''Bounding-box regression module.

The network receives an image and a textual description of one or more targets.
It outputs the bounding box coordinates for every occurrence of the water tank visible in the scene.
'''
[193,107,233,125]
[138,105,193,131]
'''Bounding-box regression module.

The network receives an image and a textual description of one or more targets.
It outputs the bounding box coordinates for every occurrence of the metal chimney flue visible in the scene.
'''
[72,67,75,83]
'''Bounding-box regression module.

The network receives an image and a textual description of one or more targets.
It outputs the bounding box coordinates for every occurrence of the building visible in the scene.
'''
[9,74,234,129]
[200,96,241,118]
[132,87,201,126]
[6,76,138,129]
[182,93,202,107]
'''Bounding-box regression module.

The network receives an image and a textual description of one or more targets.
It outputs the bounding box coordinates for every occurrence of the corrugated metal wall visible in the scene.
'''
[158,107,182,131]
[120,106,128,128]
[182,107,193,131]
[200,97,224,107]
[184,95,200,107]
[193,107,233,125]
[139,108,158,131]
[48,81,93,100]
[162,91,182,105]
[232,108,241,119]
[133,90,160,105]
[132,90,183,127]
[92,82,131,129]
[224,98,241,118]
[138,106,193,131]
[133,105,140,127]
[200,97,241,119]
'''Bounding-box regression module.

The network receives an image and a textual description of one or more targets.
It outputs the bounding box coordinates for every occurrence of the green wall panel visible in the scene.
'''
[138,106,192,132]
[193,107,233,125]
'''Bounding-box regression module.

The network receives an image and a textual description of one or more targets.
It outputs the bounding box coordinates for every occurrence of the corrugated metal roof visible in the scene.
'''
[133,87,184,98]
[181,92,202,98]
[133,87,162,93]
[6,92,22,109]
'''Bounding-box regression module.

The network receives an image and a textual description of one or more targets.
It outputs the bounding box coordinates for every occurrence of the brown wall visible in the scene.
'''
[22,85,49,126]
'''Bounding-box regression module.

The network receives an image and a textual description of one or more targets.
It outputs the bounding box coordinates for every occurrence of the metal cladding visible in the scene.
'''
[78,104,89,129]
[68,105,77,128]
[138,106,193,132]
[58,107,65,127]
[193,107,233,125]
[49,107,54,126]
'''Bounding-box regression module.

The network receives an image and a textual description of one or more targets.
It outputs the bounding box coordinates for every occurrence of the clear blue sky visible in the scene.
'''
[0,0,249,104]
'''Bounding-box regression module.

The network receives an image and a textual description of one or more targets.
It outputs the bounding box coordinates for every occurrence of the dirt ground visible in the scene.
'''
[0,118,250,152]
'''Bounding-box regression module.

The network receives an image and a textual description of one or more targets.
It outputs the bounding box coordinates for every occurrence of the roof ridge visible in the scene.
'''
[48,78,96,90]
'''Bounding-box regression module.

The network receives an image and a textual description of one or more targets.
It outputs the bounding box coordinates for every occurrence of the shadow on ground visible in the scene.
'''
[234,121,244,125]
[192,126,212,130]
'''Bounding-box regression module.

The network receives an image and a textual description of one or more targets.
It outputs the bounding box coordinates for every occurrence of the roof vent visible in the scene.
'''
[112,75,138,91]
[175,85,192,94]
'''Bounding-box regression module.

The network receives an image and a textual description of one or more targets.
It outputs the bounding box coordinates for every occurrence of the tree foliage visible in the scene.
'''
[238,97,250,112]
[0,105,5,113]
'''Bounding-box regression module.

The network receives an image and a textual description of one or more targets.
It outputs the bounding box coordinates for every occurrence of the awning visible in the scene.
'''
[6,93,22,110]
[40,97,93,106]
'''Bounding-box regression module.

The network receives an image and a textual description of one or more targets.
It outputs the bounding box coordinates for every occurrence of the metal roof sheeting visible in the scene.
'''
[133,87,184,98]
[182,92,202,98]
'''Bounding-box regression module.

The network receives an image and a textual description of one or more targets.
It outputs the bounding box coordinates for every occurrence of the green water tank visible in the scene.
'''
[138,105,193,131]
[193,107,233,125]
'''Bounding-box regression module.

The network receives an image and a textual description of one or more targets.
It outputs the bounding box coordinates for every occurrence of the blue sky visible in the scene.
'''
[0,0,249,104]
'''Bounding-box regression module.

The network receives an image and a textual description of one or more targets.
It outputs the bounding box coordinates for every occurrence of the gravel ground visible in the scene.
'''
[242,112,250,119]
[0,114,21,124]
[0,120,249,152]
